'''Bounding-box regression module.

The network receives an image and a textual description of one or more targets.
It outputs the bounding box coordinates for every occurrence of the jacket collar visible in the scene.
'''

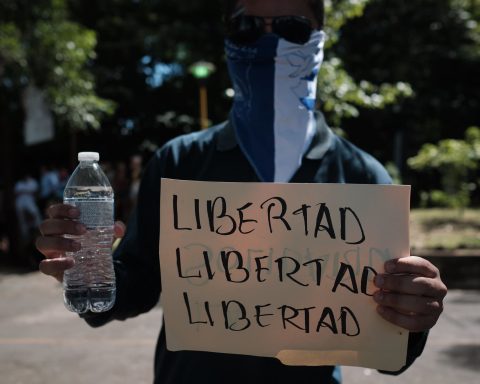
[216,112,334,160]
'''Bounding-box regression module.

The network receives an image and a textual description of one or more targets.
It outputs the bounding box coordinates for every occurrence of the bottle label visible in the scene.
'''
[70,199,114,228]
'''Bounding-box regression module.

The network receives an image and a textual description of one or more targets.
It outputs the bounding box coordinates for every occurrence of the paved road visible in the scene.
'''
[0,271,479,384]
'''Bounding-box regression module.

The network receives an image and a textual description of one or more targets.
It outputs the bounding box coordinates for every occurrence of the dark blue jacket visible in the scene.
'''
[83,115,427,383]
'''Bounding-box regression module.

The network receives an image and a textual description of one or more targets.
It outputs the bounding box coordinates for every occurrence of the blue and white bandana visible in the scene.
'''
[226,31,326,182]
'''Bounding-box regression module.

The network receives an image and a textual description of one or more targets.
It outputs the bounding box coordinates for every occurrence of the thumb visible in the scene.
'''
[114,221,126,239]
[112,221,126,251]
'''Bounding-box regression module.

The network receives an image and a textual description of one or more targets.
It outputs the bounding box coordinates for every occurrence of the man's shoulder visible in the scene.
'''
[154,122,226,159]
[147,122,227,173]
[164,122,225,150]
[334,134,380,164]
[330,134,392,184]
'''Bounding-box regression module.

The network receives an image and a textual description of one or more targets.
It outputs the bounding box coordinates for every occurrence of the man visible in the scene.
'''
[36,1,447,383]
[15,171,42,242]
[38,164,60,214]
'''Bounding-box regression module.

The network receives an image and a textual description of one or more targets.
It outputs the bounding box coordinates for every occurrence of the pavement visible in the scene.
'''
[0,270,479,384]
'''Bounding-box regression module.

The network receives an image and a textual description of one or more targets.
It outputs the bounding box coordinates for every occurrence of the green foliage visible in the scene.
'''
[65,0,413,137]
[65,0,227,142]
[384,162,402,185]
[320,0,414,128]
[3,0,478,175]
[337,0,480,168]
[450,0,480,57]
[0,23,26,70]
[0,0,115,131]
[32,20,115,129]
[411,208,480,250]
[408,127,480,208]
[324,0,371,48]
[319,57,413,127]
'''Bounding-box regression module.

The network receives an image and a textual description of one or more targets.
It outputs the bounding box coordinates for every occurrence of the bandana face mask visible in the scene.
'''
[226,31,326,182]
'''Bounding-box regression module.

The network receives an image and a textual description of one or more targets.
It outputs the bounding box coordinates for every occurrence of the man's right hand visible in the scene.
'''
[36,204,126,283]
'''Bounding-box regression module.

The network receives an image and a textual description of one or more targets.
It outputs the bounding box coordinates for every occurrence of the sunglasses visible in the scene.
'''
[226,15,314,45]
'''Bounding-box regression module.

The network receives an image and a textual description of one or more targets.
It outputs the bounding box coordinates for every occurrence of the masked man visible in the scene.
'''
[36,1,447,383]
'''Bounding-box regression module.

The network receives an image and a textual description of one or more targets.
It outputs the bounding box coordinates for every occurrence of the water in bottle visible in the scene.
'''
[63,152,116,313]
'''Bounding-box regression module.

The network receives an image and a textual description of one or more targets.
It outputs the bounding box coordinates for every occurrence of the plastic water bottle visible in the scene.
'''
[63,152,116,313]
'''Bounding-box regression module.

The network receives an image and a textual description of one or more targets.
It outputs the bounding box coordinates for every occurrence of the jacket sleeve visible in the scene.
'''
[81,150,166,327]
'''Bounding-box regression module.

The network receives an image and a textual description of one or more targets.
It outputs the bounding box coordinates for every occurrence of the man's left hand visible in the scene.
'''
[373,256,448,332]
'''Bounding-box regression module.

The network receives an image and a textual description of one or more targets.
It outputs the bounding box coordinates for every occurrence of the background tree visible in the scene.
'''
[337,0,480,197]
[2,0,480,264]
[62,0,414,159]
[0,0,115,161]
[0,0,114,264]
[3,0,479,200]
[408,126,480,209]
[320,0,414,130]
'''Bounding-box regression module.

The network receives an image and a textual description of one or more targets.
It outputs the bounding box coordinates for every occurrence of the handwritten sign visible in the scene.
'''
[159,179,410,371]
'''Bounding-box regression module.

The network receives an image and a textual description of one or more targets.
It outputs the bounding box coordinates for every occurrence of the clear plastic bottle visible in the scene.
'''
[63,152,116,313]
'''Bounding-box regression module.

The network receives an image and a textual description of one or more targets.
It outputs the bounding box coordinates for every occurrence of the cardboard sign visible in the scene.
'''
[159,179,410,371]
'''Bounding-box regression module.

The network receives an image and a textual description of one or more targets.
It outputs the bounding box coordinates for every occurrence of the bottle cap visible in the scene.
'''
[78,152,100,162]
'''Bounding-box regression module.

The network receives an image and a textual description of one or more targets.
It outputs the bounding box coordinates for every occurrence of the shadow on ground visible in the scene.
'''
[447,292,480,304]
[440,344,480,372]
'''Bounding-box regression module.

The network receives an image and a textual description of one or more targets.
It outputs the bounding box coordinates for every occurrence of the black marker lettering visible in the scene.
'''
[221,250,250,283]
[222,300,251,331]
[279,305,315,333]
[254,304,273,327]
[340,207,366,245]
[293,204,311,236]
[176,248,201,279]
[173,195,192,231]
[207,197,237,235]
[260,197,291,234]
[255,255,270,282]
[303,258,324,286]
[314,203,336,239]
[276,257,308,287]
[332,262,359,294]
[361,266,377,296]
[183,292,207,325]
[316,307,338,334]
[340,306,360,336]
[237,202,257,234]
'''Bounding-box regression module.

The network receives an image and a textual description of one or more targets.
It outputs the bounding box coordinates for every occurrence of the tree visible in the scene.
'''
[320,0,414,129]
[63,0,414,162]
[0,0,114,264]
[336,0,480,182]
[0,0,115,136]
[66,0,228,157]
[408,126,480,209]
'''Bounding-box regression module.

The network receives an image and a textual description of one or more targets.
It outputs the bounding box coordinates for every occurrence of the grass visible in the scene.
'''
[410,208,480,251]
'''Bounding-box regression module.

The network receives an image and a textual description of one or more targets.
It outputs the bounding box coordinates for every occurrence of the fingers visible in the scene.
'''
[374,291,443,316]
[114,221,126,239]
[46,204,80,220]
[39,257,74,283]
[37,204,125,284]
[373,256,448,332]
[39,219,86,237]
[374,273,446,298]
[375,305,440,332]
[37,204,85,260]
[36,236,81,259]
[385,256,439,278]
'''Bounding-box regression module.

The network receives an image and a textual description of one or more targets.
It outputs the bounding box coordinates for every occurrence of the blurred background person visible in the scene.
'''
[55,165,70,201]
[127,154,143,218]
[38,163,60,215]
[112,161,130,223]
[14,171,42,244]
